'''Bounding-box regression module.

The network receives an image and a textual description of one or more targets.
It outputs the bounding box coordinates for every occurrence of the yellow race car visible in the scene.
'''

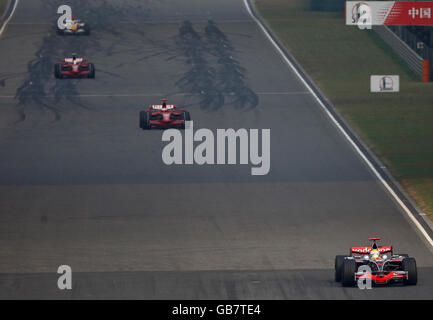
[57,16,90,35]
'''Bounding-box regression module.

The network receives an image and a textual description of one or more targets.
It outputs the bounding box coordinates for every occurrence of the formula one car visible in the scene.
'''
[57,16,90,35]
[54,55,95,79]
[139,99,191,130]
[335,237,417,286]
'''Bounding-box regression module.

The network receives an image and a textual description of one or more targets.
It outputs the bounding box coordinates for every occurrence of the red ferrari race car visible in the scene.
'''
[335,237,417,287]
[54,55,95,79]
[139,99,191,130]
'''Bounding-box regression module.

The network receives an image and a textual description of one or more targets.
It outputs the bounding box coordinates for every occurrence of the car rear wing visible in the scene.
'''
[351,246,393,254]
[64,58,84,63]
[150,104,176,110]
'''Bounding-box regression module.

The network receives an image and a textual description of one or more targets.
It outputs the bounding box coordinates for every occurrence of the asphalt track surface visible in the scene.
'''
[0,0,433,299]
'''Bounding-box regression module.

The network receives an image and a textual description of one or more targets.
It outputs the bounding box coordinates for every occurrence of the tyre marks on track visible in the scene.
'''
[15,25,83,121]
[205,20,258,110]
[176,20,258,110]
[11,6,256,120]
[176,21,223,110]
[12,0,149,122]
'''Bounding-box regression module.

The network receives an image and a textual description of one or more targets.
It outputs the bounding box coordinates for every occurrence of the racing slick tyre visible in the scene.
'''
[402,257,417,285]
[88,63,95,78]
[54,64,62,79]
[341,259,357,287]
[139,111,150,130]
[84,25,90,35]
[57,27,64,35]
[335,255,346,282]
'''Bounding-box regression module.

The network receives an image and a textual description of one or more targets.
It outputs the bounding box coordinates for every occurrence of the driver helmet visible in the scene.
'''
[370,249,380,260]
[161,99,168,110]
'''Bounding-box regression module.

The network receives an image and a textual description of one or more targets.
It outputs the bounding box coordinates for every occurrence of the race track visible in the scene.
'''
[0,0,432,299]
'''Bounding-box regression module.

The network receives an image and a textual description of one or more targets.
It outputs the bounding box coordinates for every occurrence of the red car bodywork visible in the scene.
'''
[351,240,408,284]
[355,270,407,284]
[141,100,190,129]
[55,57,94,78]
[336,237,416,286]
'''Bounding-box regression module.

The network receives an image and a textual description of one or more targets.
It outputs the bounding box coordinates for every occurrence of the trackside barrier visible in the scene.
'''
[373,25,427,81]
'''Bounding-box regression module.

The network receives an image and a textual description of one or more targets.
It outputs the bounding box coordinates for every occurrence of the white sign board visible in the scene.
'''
[346,1,394,26]
[370,75,400,92]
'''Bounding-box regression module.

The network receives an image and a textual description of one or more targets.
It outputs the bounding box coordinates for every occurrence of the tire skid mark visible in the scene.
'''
[175,20,258,111]
[176,20,224,110]
[205,20,258,110]
[14,0,150,122]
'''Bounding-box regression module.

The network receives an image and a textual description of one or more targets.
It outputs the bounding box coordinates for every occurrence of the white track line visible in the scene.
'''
[257,91,310,95]
[243,0,433,248]
[0,91,310,99]
[9,22,50,25]
[7,19,255,26]
[0,93,164,98]
[0,0,19,36]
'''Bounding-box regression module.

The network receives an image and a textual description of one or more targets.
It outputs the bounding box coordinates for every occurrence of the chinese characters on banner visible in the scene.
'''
[346,1,433,26]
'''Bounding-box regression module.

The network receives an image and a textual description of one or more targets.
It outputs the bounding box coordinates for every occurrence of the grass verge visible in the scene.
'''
[255,0,433,220]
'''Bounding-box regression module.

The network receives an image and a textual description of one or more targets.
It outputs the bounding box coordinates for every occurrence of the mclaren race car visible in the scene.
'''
[54,55,95,79]
[139,99,191,130]
[335,237,417,286]
[57,16,90,35]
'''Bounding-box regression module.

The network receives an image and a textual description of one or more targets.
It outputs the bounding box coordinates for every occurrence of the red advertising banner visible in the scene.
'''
[346,1,433,26]
[385,1,433,25]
